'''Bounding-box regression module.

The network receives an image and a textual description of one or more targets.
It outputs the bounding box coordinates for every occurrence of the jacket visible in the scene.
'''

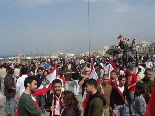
[4,74,16,97]
[84,92,106,116]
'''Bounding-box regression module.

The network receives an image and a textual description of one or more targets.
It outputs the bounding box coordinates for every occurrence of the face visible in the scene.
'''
[29,80,38,94]
[145,71,152,79]
[110,72,117,79]
[103,76,109,85]
[29,71,35,76]
[84,83,92,93]
[119,78,126,86]
[38,69,43,76]
[53,83,62,95]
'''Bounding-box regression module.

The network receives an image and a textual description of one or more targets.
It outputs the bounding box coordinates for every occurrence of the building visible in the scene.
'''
[149,42,155,54]
[136,41,149,54]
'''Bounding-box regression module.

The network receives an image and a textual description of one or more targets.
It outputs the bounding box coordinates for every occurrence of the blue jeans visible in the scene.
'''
[128,91,135,115]
[65,81,71,91]
[114,104,126,116]
[5,97,16,116]
[73,80,79,95]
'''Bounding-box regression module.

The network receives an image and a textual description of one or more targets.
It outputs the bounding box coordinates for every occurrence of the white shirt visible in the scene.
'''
[16,74,28,96]
[118,86,124,93]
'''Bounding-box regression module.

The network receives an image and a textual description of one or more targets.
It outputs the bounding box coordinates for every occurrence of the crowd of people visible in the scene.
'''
[0,54,155,116]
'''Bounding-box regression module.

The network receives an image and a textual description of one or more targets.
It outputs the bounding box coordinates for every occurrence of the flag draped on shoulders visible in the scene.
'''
[145,84,155,116]
[82,64,99,109]
[33,66,57,96]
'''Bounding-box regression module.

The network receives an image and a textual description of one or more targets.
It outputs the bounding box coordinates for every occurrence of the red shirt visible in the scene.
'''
[108,77,118,87]
[126,73,137,91]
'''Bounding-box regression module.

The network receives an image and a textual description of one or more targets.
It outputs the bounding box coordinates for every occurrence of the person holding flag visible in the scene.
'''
[45,79,63,116]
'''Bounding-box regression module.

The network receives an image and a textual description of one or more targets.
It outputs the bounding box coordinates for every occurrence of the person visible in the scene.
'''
[110,76,132,116]
[4,67,16,116]
[84,79,106,116]
[45,79,63,116]
[72,64,80,95]
[16,66,28,98]
[136,68,145,81]
[0,64,7,91]
[60,91,81,116]
[100,74,112,116]
[36,67,46,112]
[134,82,146,116]
[126,66,137,115]
[108,70,118,87]
[18,76,41,116]
[140,68,154,104]
[63,65,72,91]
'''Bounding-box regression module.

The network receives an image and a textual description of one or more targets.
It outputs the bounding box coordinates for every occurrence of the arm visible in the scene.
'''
[21,95,41,116]
[79,75,88,86]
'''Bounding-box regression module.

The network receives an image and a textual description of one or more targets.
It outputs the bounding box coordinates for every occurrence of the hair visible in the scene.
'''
[110,70,116,74]
[6,67,14,75]
[144,68,152,74]
[135,82,146,96]
[29,69,35,74]
[138,68,141,72]
[85,79,98,89]
[52,79,62,86]
[37,67,44,71]
[103,74,109,78]
[20,66,28,74]
[118,75,126,81]
[61,91,81,115]
[24,76,38,89]
[127,66,133,71]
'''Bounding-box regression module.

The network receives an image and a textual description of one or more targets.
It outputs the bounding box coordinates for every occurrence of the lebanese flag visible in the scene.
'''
[117,35,123,39]
[82,65,99,109]
[144,84,155,116]
[33,66,57,96]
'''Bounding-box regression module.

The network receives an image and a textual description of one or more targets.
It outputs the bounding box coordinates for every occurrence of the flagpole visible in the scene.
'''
[88,0,91,57]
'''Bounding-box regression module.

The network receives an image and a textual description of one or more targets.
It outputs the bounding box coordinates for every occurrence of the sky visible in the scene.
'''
[0,0,155,56]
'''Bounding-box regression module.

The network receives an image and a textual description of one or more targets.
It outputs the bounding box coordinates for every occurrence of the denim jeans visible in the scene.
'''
[73,80,79,95]
[114,104,126,116]
[127,91,135,115]
[5,97,16,116]
[65,81,71,91]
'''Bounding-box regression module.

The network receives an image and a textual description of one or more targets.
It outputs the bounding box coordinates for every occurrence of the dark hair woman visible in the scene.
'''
[60,91,81,116]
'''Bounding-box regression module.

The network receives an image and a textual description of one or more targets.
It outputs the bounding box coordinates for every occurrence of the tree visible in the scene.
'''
[106,48,114,55]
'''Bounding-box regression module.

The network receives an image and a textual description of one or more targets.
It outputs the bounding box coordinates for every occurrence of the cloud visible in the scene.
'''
[114,4,129,13]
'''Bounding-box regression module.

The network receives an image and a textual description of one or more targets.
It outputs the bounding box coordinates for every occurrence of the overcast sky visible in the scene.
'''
[0,0,155,56]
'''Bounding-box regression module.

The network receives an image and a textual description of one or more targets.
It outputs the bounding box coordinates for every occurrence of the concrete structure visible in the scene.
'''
[149,42,155,54]
[136,41,149,54]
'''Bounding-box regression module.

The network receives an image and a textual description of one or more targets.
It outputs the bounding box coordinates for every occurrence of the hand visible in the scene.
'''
[80,111,84,116]
[100,89,104,95]
[83,75,89,80]
[50,106,55,111]
[112,110,117,115]
[14,95,19,101]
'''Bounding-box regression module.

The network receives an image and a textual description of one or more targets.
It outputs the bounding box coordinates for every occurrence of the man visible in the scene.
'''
[4,67,16,116]
[18,76,41,116]
[101,74,112,116]
[45,79,62,116]
[16,66,28,97]
[63,65,72,91]
[84,79,106,116]
[36,67,46,112]
[0,65,7,91]
[108,70,118,87]
[140,68,154,104]
[126,66,137,116]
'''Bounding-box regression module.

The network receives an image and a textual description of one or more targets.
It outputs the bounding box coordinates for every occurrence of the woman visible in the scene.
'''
[60,91,81,116]
[135,82,147,116]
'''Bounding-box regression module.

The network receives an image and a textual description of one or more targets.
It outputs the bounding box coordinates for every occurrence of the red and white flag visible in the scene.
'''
[117,35,123,39]
[33,66,57,96]
[82,65,99,109]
